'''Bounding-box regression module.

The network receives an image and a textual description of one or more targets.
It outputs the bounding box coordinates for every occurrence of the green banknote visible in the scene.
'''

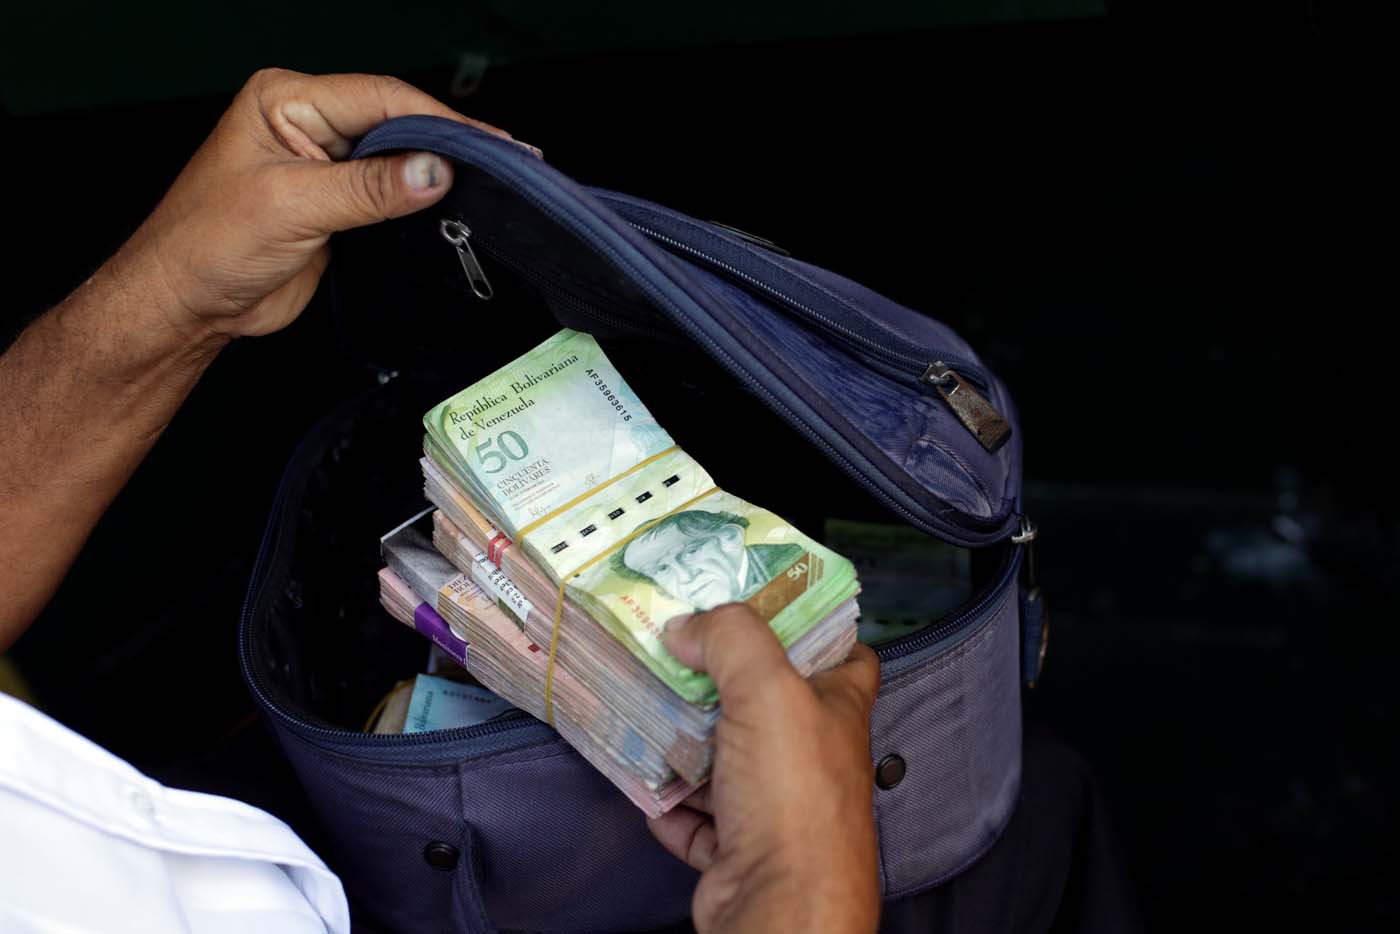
[570,488,856,705]
[425,329,860,706]
[424,329,679,537]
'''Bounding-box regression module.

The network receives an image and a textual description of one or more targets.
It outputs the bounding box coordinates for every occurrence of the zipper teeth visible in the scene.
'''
[425,141,1002,546]
[592,266,952,536]
[630,223,926,370]
[474,222,948,538]
[243,129,1008,744]
[395,124,1014,544]
[873,544,1020,661]
[473,235,670,339]
[238,131,1019,750]
[625,221,988,384]
[237,404,540,748]
[239,400,1000,748]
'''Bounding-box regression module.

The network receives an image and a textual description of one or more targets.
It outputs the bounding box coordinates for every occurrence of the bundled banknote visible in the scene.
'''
[378,519,694,816]
[363,672,512,736]
[381,328,860,811]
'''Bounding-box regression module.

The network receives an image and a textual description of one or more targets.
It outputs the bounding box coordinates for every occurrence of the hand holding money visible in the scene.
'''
[648,605,882,934]
[381,328,861,814]
[423,329,860,708]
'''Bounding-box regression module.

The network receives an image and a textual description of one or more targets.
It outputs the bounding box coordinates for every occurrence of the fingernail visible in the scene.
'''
[404,153,445,191]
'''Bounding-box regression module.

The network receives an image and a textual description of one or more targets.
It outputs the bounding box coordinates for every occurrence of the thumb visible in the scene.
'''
[810,641,881,720]
[287,151,453,235]
[663,604,802,710]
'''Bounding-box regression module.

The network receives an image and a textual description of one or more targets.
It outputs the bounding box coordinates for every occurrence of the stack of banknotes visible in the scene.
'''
[365,668,515,736]
[376,329,860,815]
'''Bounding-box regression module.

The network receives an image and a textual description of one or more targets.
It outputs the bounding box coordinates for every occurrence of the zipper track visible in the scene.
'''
[241,440,1017,747]
[239,400,1015,748]
[237,401,542,750]
[239,123,1021,752]
[362,121,1018,545]
[622,221,988,388]
[472,234,673,341]
[873,543,1020,661]
[240,389,1012,749]
[451,139,1007,545]
[472,223,1018,653]
[466,225,1020,656]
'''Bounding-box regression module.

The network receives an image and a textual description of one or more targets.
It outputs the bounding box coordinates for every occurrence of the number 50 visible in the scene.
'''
[476,430,530,474]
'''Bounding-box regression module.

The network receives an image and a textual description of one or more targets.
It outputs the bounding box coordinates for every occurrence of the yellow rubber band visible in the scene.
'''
[516,445,679,543]
[542,485,718,725]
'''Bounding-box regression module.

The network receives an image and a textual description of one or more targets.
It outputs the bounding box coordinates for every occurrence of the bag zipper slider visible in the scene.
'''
[1012,514,1038,546]
[440,219,494,300]
[921,362,1012,452]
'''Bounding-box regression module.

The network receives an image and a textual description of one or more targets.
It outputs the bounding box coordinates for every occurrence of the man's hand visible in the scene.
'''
[118,68,518,341]
[648,605,882,934]
[1,70,503,649]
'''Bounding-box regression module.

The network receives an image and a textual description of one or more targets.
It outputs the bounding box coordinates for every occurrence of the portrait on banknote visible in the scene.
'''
[612,509,805,609]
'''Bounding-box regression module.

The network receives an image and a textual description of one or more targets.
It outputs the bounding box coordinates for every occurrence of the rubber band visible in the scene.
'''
[486,530,510,565]
[541,485,718,725]
[516,445,679,543]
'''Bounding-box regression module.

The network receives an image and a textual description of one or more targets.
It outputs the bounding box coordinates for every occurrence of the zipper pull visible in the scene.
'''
[922,362,1012,452]
[440,219,494,300]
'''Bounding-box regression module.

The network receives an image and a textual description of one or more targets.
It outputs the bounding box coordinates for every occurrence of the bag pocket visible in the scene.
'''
[241,376,697,932]
[242,191,1031,925]
[588,188,993,391]
[455,740,697,931]
[268,721,697,933]
[272,726,489,931]
[869,543,1024,898]
[351,116,1024,547]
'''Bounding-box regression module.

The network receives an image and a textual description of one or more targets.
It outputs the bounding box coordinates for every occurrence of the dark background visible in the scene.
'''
[3,2,1393,931]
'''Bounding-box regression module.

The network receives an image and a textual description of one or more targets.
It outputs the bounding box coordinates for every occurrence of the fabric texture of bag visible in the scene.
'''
[239,117,1045,932]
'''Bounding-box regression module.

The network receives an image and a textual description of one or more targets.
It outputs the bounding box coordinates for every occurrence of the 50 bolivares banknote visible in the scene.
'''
[378,329,860,816]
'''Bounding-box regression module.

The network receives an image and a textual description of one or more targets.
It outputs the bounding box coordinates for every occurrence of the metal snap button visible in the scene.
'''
[875,754,906,790]
[423,841,460,871]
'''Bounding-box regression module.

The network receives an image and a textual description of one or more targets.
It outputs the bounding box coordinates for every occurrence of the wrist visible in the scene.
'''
[723,844,878,934]
[724,873,878,934]
[102,230,231,362]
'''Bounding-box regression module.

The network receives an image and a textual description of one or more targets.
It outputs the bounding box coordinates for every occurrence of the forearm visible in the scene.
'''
[0,241,227,649]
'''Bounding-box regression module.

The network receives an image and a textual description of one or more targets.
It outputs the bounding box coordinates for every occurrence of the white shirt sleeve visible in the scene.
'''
[0,692,350,934]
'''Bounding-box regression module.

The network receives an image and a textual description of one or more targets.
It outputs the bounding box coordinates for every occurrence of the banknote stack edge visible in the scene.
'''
[376,328,860,815]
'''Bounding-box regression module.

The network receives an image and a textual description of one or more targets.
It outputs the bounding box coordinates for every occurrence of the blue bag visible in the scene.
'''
[240,116,1046,932]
